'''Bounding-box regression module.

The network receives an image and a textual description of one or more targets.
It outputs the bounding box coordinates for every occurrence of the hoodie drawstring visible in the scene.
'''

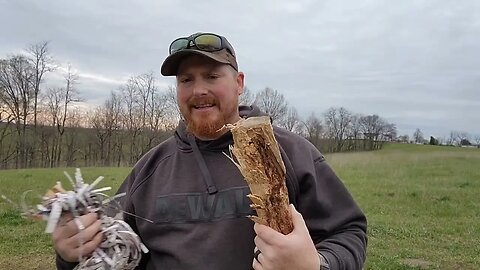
[188,134,218,195]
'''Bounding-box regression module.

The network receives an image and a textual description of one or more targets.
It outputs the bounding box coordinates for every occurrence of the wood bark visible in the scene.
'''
[230,116,293,234]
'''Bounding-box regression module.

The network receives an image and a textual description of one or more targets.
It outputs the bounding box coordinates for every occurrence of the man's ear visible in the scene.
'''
[236,71,245,96]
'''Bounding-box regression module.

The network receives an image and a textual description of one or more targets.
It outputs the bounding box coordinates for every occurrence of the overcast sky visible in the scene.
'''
[1,0,479,139]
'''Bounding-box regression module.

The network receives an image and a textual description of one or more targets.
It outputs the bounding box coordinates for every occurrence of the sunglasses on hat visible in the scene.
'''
[169,33,235,57]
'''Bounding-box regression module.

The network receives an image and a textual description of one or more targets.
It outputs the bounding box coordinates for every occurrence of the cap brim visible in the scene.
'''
[161,49,231,76]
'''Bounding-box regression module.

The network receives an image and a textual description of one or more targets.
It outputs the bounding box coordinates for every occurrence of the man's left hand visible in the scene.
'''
[252,204,321,270]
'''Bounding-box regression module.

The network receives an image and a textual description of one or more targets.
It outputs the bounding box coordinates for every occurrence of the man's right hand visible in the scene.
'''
[52,212,103,262]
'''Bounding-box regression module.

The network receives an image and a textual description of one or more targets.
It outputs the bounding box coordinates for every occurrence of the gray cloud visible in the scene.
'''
[1,0,479,138]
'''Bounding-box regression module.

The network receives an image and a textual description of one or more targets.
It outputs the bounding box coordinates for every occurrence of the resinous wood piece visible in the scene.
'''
[230,116,293,234]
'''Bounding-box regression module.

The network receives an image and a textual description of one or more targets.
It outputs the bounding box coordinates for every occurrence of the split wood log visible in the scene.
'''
[229,116,293,234]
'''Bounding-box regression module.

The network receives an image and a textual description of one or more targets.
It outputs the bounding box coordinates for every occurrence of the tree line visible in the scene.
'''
[0,42,398,169]
[404,128,480,147]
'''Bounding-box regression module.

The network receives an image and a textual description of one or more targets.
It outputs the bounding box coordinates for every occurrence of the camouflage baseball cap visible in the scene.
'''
[161,32,238,76]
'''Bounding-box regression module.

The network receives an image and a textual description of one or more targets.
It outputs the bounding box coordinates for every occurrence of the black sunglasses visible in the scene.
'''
[169,33,235,56]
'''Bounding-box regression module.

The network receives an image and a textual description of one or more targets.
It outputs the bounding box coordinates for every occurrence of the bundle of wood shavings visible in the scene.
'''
[38,168,148,270]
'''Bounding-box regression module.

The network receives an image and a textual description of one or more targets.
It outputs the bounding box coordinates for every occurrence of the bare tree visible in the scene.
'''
[119,75,146,164]
[89,91,123,166]
[346,114,362,150]
[64,107,83,166]
[164,85,181,122]
[27,41,54,129]
[437,136,446,146]
[89,81,173,167]
[43,65,79,167]
[140,73,170,151]
[447,131,456,145]
[302,113,323,149]
[58,65,80,135]
[398,134,409,143]
[413,128,424,144]
[447,131,469,146]
[44,87,64,167]
[147,91,167,131]
[381,123,397,141]
[129,72,155,127]
[348,114,362,139]
[279,106,300,133]
[474,135,480,148]
[324,107,352,152]
[0,96,15,168]
[121,89,138,163]
[128,72,159,155]
[239,86,255,106]
[359,114,393,150]
[0,55,35,167]
[254,87,288,124]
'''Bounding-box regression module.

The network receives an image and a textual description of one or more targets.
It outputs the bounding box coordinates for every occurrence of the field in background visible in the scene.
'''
[328,144,480,269]
[0,144,478,269]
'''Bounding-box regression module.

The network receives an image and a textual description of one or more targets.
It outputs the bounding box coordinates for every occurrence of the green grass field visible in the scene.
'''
[0,144,479,269]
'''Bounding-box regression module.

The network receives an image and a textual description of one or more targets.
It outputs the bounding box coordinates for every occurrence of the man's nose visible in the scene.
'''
[192,80,208,96]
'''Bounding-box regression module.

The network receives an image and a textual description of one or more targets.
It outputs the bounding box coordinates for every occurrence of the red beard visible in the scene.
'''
[186,115,225,139]
[182,96,226,139]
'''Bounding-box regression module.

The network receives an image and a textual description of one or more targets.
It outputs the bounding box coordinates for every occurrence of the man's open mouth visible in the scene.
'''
[193,104,215,109]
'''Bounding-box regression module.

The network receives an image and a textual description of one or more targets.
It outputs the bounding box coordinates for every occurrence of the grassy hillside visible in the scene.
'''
[327,144,480,269]
[0,144,478,269]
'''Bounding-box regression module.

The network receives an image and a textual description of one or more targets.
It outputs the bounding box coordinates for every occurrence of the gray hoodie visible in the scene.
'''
[57,105,367,269]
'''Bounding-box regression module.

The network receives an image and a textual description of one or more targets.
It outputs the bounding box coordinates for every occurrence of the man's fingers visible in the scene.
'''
[77,213,99,228]
[57,213,99,238]
[66,213,99,233]
[252,254,264,270]
[76,231,103,257]
[63,222,103,260]
[69,219,102,248]
[254,236,269,255]
[51,213,102,262]
[254,223,284,246]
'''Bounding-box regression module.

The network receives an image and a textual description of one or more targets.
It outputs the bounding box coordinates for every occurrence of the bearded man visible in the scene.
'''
[53,32,367,270]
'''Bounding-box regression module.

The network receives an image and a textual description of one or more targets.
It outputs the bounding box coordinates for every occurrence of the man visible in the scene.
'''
[53,32,367,270]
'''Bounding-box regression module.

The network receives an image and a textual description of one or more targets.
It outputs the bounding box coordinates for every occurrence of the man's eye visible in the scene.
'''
[208,74,219,79]
[180,78,191,83]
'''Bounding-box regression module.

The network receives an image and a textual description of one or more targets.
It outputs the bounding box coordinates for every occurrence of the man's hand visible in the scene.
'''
[52,212,103,262]
[252,204,320,270]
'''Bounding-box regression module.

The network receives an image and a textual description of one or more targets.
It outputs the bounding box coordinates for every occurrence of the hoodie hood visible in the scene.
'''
[174,105,268,152]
